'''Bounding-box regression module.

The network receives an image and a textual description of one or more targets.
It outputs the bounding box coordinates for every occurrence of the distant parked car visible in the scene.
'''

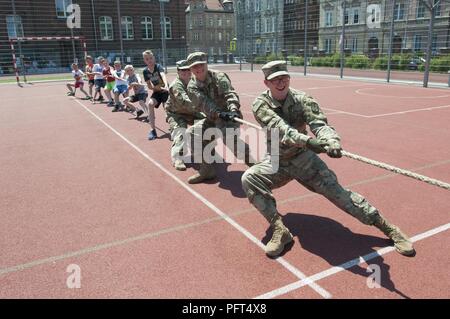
[407,57,425,71]
[234,58,247,64]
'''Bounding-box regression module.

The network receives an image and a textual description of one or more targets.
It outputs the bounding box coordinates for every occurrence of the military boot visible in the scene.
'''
[187,163,216,184]
[265,215,294,257]
[173,159,186,171]
[373,214,415,256]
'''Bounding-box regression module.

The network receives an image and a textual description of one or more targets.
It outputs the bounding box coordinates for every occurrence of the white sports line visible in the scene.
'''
[72,99,332,299]
[255,222,450,299]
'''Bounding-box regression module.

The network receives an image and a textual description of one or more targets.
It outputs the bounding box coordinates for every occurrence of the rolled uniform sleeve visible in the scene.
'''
[301,95,340,144]
[187,81,218,120]
[253,99,310,147]
[216,73,240,112]
[169,80,194,113]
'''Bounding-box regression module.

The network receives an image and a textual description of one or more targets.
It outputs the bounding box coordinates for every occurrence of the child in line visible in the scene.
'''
[142,50,169,140]
[123,65,148,118]
[112,61,129,112]
[92,56,106,103]
[66,63,91,100]
[85,56,96,98]
[102,59,116,106]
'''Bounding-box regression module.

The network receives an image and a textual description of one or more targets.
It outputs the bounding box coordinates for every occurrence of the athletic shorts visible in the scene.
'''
[113,84,128,95]
[151,90,169,108]
[75,81,84,89]
[105,81,115,91]
[129,92,148,103]
[88,79,95,86]
[94,79,106,91]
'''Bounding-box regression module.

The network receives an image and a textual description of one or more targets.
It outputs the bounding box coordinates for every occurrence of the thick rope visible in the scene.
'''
[234,118,450,191]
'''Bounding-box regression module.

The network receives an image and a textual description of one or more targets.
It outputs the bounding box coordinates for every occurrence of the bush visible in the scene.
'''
[429,55,450,73]
[254,56,266,64]
[266,53,279,62]
[391,53,413,70]
[289,56,304,66]
[345,55,371,69]
[372,56,388,70]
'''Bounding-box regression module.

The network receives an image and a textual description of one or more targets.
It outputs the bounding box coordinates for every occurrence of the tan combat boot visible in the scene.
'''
[373,215,415,256]
[173,159,186,171]
[265,216,294,257]
[187,163,216,184]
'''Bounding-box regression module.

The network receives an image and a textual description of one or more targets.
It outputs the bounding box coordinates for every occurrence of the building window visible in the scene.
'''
[272,17,276,32]
[353,8,359,24]
[245,0,250,13]
[6,15,23,38]
[255,19,260,33]
[417,1,425,18]
[325,38,332,53]
[266,18,271,32]
[121,16,134,40]
[344,9,349,25]
[55,0,72,18]
[141,17,153,40]
[99,16,113,40]
[255,0,260,11]
[218,32,222,41]
[394,3,405,20]
[194,33,199,41]
[432,35,437,52]
[218,17,222,27]
[210,17,213,26]
[433,0,441,17]
[352,38,358,52]
[163,17,172,39]
[199,17,203,26]
[325,11,332,27]
[414,35,422,51]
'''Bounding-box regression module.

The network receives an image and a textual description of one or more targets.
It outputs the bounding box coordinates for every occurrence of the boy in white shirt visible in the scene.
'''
[66,63,91,100]
[112,61,129,112]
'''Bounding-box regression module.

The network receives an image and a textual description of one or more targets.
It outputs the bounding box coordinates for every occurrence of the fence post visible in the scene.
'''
[387,0,396,83]
[339,0,347,79]
[304,0,308,76]
[423,1,436,88]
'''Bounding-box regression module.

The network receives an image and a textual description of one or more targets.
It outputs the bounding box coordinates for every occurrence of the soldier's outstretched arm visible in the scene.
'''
[301,94,340,143]
[253,98,311,147]
[217,73,240,112]
[171,81,194,110]
[187,81,220,120]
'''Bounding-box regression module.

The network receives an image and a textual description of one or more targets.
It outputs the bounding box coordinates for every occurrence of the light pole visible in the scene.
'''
[160,0,169,73]
[116,0,124,62]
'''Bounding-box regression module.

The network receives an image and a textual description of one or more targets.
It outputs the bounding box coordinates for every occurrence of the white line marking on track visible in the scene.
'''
[254,222,450,299]
[71,99,332,299]
[367,104,450,118]
[355,88,450,99]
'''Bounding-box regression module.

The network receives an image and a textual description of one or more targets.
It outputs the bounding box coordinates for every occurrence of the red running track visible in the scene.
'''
[0,70,449,298]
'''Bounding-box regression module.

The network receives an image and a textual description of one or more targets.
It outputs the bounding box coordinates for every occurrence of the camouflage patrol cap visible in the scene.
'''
[262,60,290,80]
[186,52,208,68]
[176,59,190,70]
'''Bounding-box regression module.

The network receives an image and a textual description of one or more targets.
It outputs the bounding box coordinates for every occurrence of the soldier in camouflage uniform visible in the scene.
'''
[185,52,253,184]
[241,61,415,257]
[165,60,206,171]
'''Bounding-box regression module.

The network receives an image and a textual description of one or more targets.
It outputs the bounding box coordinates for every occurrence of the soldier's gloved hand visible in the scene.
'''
[306,138,328,154]
[228,110,242,121]
[326,140,342,158]
[218,111,230,121]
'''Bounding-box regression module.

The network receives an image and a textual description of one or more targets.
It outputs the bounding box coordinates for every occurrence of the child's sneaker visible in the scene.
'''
[107,101,114,107]
[67,92,75,96]
[112,104,122,112]
[136,110,144,119]
[148,129,157,140]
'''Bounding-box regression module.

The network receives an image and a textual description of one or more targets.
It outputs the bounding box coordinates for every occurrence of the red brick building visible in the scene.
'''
[0,0,188,75]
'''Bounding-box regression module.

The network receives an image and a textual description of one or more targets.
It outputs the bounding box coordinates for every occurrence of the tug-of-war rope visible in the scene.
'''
[234,118,450,191]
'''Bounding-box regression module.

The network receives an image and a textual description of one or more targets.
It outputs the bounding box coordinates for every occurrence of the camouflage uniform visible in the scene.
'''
[241,88,379,226]
[185,52,252,183]
[165,75,205,164]
[242,60,414,257]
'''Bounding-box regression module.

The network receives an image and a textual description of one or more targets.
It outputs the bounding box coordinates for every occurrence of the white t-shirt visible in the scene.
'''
[72,69,84,82]
[113,69,128,86]
[93,64,104,80]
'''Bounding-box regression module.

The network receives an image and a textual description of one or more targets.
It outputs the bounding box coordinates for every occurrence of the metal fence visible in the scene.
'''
[235,0,450,87]
[0,0,189,84]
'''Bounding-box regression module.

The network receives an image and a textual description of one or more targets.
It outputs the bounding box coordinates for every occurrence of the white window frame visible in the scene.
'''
[99,16,114,41]
[325,11,332,27]
[163,17,172,39]
[55,0,72,18]
[6,15,24,38]
[121,16,134,40]
[141,16,153,40]
[394,3,405,21]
